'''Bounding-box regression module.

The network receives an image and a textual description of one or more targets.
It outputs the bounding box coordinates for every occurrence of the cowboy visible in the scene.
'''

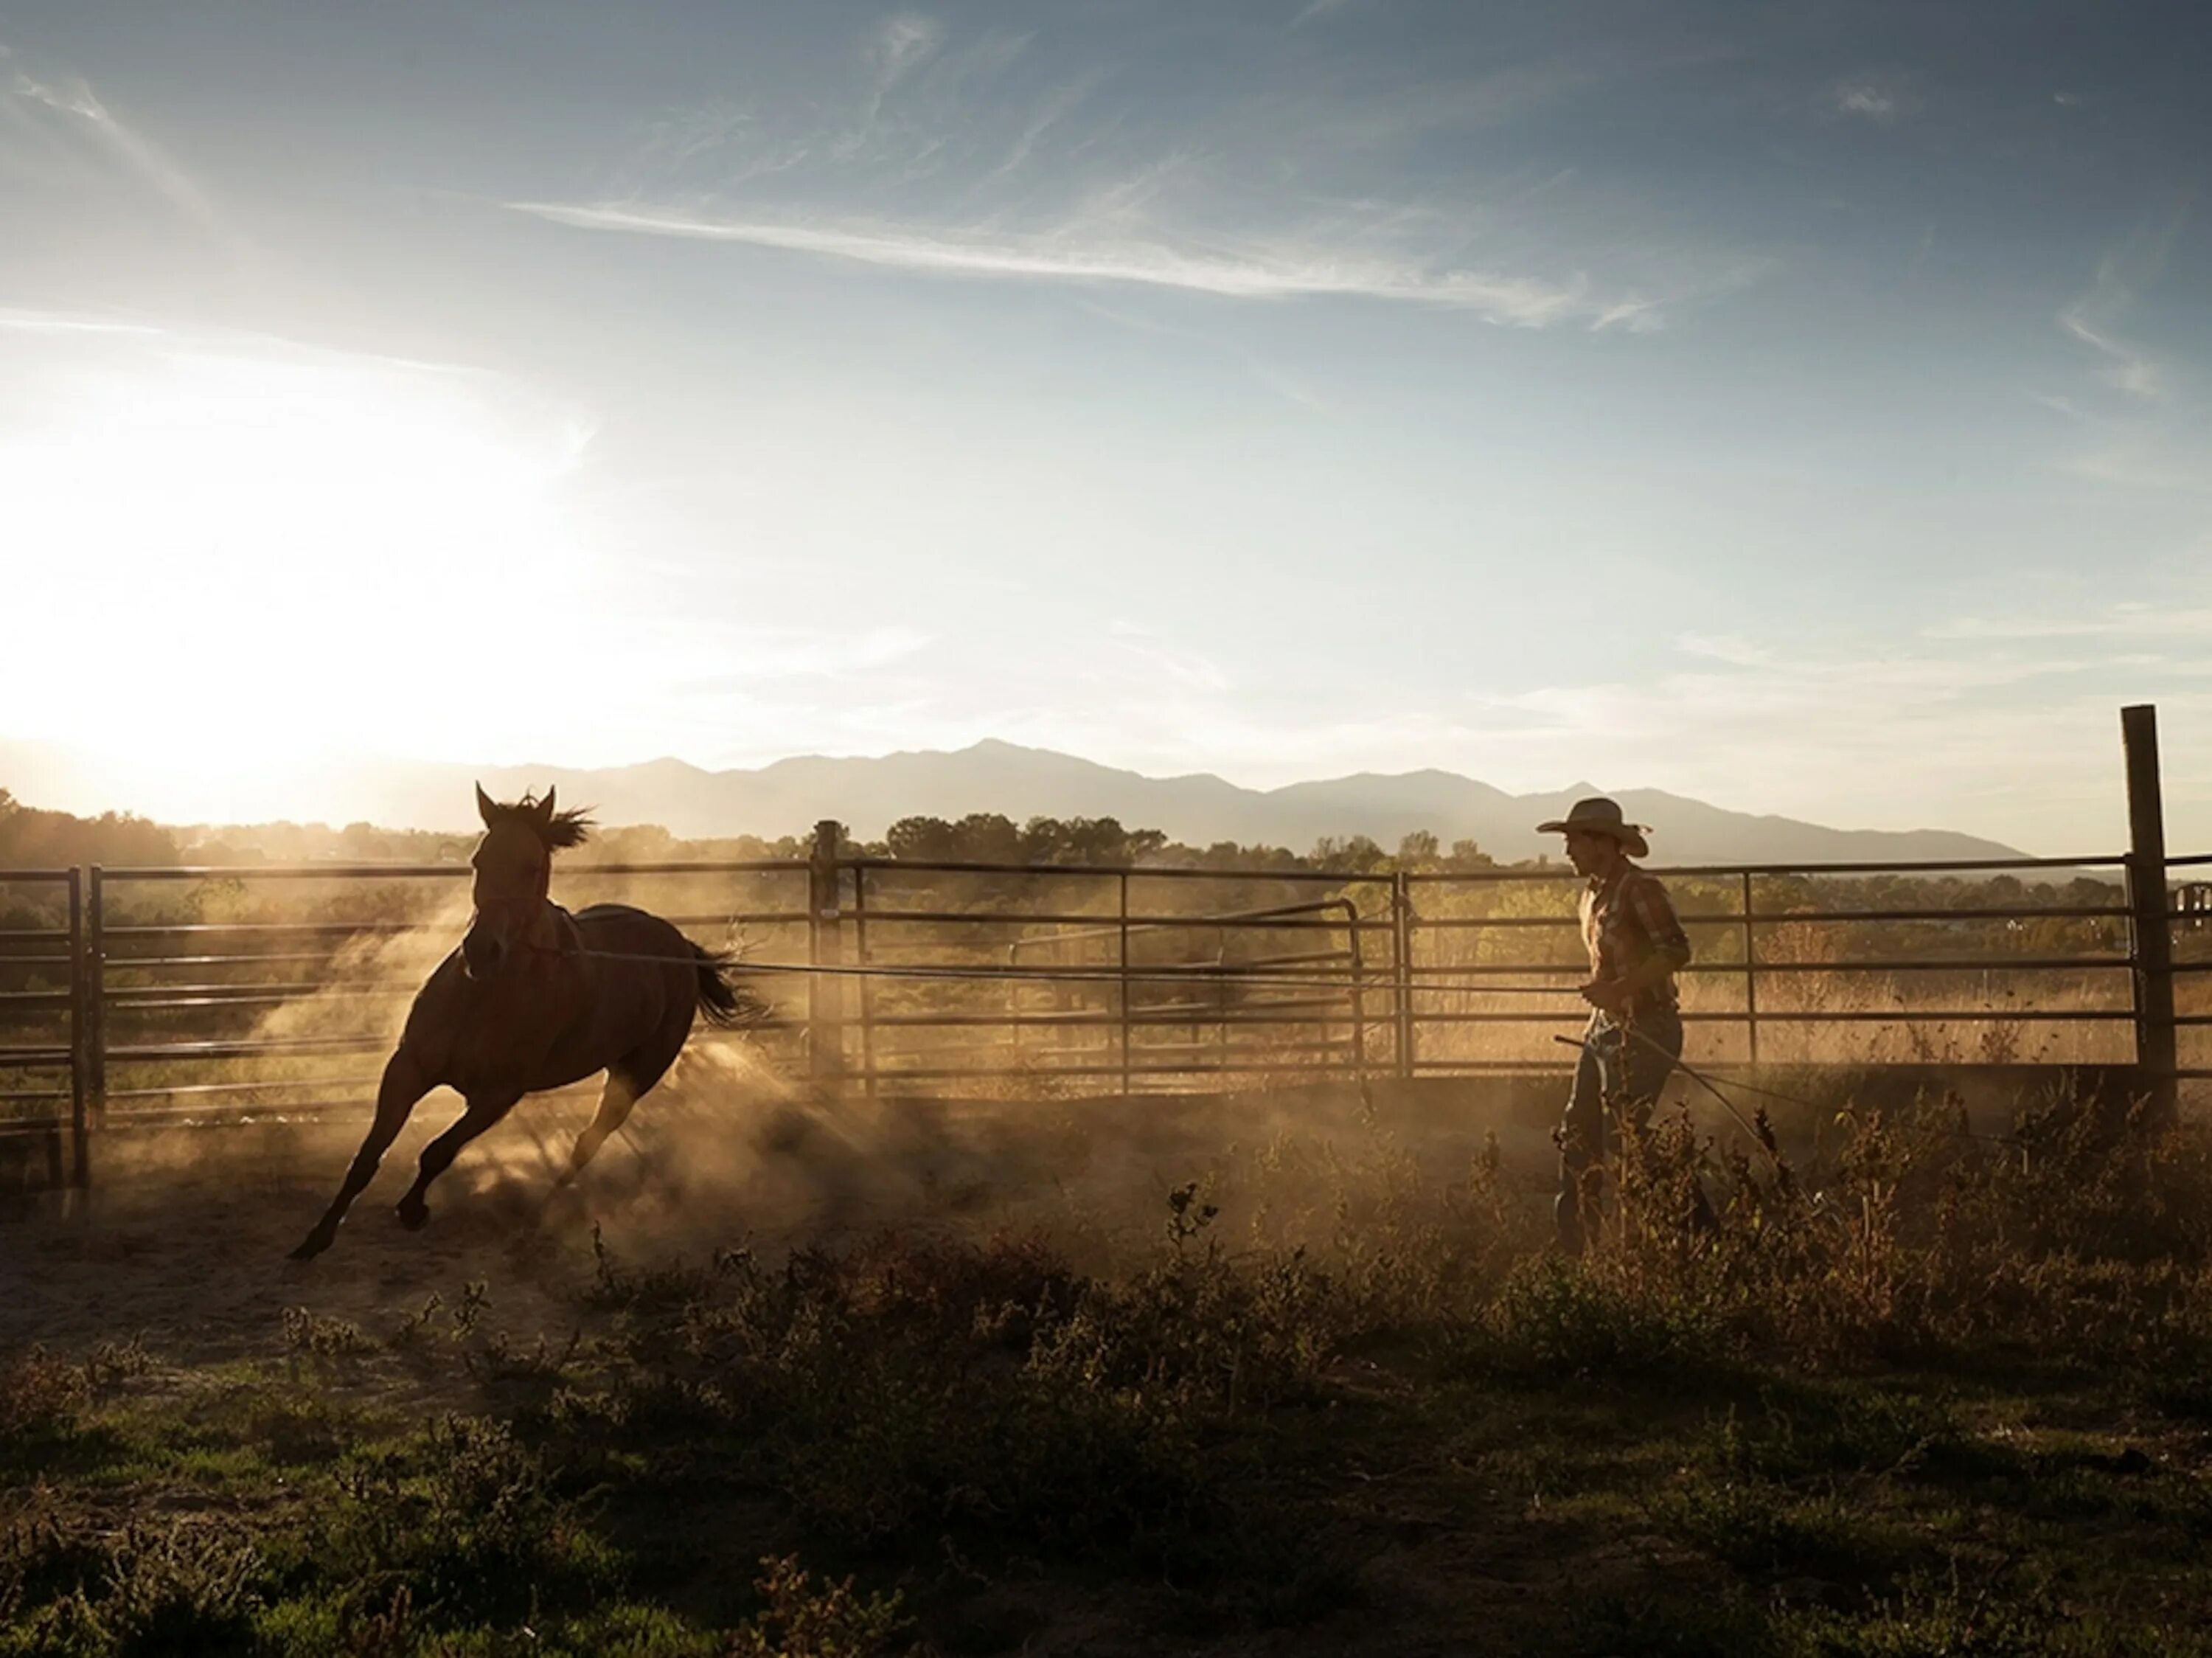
[1537,797,1693,1255]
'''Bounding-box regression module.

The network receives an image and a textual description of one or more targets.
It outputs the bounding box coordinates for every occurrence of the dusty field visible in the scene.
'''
[7,1061,2212,1657]
[1,1064,1534,1364]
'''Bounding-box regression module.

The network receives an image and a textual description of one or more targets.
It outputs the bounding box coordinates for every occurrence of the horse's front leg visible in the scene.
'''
[394,1089,523,1231]
[290,1049,431,1260]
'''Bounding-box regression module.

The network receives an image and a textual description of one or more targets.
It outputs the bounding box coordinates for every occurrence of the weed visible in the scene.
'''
[0,1510,106,1620]
[1649,1475,1916,1582]
[317,1414,616,1626]
[726,1555,908,1657]
[80,1339,154,1401]
[1777,1561,2212,1656]
[280,1305,378,1363]
[1449,1254,1723,1381]
[389,1292,444,1347]
[1707,1387,1962,1483]
[97,1522,265,1657]
[448,1280,492,1339]
[0,1348,85,1439]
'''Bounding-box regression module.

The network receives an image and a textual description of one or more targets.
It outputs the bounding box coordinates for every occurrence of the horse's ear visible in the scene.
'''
[536,786,558,827]
[476,783,496,829]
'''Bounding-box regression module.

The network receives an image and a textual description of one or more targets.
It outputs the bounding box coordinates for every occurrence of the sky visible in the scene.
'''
[1,0,2209,850]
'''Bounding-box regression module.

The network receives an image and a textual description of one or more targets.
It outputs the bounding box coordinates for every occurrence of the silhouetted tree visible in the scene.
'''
[0,788,178,867]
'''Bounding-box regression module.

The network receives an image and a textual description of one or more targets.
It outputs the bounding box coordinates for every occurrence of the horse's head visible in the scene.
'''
[462,784,593,979]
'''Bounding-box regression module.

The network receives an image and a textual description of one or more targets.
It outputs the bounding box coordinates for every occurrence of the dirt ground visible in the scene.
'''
[9,1060,2209,1654]
[0,1061,1544,1366]
[5,1050,2144,1367]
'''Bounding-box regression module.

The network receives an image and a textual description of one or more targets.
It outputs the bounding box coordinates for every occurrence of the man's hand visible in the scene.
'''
[1579,977,1630,1014]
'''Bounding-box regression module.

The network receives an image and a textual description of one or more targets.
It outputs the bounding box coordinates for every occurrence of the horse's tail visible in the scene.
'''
[693,944,769,1029]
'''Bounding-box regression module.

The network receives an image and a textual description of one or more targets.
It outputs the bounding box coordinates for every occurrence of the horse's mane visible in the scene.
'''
[485,791,596,852]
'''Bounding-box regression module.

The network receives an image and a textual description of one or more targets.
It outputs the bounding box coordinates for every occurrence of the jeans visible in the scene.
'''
[1555,1006,1683,1255]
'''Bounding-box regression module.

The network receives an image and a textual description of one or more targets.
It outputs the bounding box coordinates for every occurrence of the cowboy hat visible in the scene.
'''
[1536,797,1651,859]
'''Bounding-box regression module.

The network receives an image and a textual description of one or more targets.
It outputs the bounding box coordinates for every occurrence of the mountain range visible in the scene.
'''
[330,740,2023,866]
[2,738,2031,864]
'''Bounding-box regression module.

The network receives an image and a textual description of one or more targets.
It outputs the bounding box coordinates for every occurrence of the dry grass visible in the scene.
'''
[10,1059,2212,1652]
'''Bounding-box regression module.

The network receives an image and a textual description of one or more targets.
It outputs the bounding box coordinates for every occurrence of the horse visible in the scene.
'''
[288,785,760,1260]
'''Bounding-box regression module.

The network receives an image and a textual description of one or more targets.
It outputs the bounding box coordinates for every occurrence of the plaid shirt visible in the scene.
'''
[1580,861,1692,1020]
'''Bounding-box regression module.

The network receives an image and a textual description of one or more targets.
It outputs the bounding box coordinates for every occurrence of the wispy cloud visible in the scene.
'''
[1828,75,1918,124]
[2,48,216,227]
[1927,605,2212,642]
[1070,296,1329,409]
[0,306,167,339]
[1106,624,1232,693]
[1467,632,2167,847]
[2060,308,2161,400]
[835,13,951,162]
[2056,444,2212,495]
[2058,207,2188,400]
[987,73,1098,179]
[874,13,946,87]
[679,626,933,687]
[0,305,546,396]
[564,18,1765,330]
[1675,633,1777,667]
[509,198,1677,325]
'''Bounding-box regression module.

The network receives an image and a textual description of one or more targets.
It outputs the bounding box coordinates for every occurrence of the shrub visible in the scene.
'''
[1450,1254,1725,1381]
[724,1555,907,1657]
[0,1349,86,1440]
[316,1414,617,1626]
[97,1522,265,1658]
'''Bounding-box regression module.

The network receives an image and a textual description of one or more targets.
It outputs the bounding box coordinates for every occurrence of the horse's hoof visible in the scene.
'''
[395,1201,429,1232]
[288,1232,332,1263]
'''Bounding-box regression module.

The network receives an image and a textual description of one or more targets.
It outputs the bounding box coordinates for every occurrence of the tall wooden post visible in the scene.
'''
[807,821,845,1092]
[2122,705,2177,1125]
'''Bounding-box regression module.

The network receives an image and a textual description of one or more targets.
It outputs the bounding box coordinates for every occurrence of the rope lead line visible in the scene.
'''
[560,945,1581,997]
[1554,1026,2021,1151]
[1554,1029,1779,1157]
[556,946,2110,1027]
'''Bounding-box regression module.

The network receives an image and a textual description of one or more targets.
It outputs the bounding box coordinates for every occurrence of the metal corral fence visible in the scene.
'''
[3,705,2208,1187]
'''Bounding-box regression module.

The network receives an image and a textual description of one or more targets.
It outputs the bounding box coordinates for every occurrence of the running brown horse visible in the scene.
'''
[289,785,759,1260]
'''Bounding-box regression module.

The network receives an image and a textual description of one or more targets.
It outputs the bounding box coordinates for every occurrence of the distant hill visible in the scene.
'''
[335,740,2024,866]
[1,737,2033,865]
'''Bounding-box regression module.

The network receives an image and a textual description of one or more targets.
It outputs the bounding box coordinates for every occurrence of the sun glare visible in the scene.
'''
[0,341,597,819]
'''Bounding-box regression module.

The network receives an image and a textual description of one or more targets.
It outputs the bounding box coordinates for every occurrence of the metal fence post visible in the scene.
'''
[852,863,875,1100]
[66,868,89,1191]
[1343,898,1370,1103]
[1391,872,1416,1079]
[1118,872,1132,1097]
[807,822,844,1091]
[85,866,106,1129]
[2122,704,2177,1125]
[1741,870,1760,1068]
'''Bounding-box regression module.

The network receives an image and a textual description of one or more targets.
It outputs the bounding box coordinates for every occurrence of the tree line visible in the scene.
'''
[0,788,178,870]
[140,809,1506,876]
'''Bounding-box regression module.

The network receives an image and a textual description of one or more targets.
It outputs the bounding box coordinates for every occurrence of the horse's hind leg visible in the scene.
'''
[394,1090,521,1231]
[551,1061,659,1196]
[290,1050,431,1261]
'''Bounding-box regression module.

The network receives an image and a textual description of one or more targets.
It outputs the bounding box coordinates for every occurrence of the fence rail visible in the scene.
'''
[2,704,2206,1184]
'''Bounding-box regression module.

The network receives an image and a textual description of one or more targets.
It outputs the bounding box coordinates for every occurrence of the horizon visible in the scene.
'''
[0,731,2070,854]
[5,2,2211,851]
